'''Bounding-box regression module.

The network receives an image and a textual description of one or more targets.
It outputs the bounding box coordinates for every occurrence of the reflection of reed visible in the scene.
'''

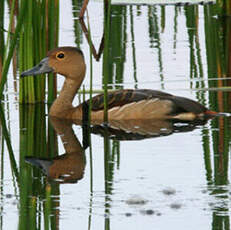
[107,5,126,88]
[173,6,178,51]
[130,6,138,88]
[18,104,59,229]
[72,0,84,47]
[0,105,18,182]
[185,5,206,110]
[210,117,230,230]
[103,129,120,230]
[148,6,164,89]
[202,5,231,227]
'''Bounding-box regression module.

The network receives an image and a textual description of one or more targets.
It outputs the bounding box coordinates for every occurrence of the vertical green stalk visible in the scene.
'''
[103,132,111,230]
[85,14,94,230]
[33,1,45,102]
[0,132,4,230]
[0,105,19,183]
[173,7,178,51]
[86,12,93,123]
[19,103,50,229]
[19,31,25,102]
[201,128,213,184]
[47,0,59,103]
[29,197,37,230]
[88,136,93,230]
[226,0,231,15]
[103,0,111,123]
[0,0,4,81]
[72,0,83,47]
[19,0,35,103]
[26,0,35,103]
[18,0,59,104]
[0,0,27,99]
[44,184,51,230]
[160,6,165,32]
[5,0,16,53]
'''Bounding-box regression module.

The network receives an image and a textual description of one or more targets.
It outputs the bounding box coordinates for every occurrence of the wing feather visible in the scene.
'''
[82,89,207,115]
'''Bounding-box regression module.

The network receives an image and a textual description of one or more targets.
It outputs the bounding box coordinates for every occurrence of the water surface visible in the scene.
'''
[1,1,231,230]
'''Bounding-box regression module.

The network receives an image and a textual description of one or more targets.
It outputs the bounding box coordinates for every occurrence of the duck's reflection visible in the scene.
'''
[26,118,86,183]
[26,117,208,183]
[88,119,208,141]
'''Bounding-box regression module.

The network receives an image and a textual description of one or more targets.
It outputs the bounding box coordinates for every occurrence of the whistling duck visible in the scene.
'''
[21,46,217,121]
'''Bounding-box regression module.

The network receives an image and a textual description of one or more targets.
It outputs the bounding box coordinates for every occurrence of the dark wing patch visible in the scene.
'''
[82,89,208,115]
[86,89,156,111]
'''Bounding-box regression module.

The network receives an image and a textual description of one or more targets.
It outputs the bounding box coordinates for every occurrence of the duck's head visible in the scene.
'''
[21,46,86,80]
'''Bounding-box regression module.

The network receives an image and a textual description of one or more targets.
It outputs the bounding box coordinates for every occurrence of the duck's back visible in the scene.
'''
[73,89,210,121]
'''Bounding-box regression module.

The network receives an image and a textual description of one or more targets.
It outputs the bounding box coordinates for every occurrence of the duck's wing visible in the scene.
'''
[83,89,208,114]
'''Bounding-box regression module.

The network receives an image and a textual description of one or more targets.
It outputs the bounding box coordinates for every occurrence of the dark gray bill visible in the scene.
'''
[21,57,53,77]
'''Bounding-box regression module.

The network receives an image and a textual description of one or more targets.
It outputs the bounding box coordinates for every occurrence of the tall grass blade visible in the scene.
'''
[0,0,27,99]
[18,0,59,103]
[47,0,59,103]
[0,0,5,81]
[0,104,19,183]
[103,0,112,123]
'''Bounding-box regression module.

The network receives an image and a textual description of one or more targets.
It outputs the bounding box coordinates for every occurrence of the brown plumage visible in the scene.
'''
[21,46,217,122]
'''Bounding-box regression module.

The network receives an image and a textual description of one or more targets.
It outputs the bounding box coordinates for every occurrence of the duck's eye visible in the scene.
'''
[56,52,65,59]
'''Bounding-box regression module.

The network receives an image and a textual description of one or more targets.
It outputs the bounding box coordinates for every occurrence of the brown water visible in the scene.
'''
[2,1,231,230]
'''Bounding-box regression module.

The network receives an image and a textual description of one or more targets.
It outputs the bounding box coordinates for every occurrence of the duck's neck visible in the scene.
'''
[49,77,83,118]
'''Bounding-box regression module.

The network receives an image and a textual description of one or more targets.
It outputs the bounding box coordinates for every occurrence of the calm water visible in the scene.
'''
[2,1,231,230]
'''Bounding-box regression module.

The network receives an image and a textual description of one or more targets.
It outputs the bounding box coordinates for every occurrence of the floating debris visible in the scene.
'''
[170,202,182,210]
[5,194,13,199]
[140,209,155,215]
[162,187,176,196]
[125,212,132,217]
[126,196,148,205]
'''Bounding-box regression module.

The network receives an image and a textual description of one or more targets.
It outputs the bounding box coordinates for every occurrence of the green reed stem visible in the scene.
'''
[47,0,59,103]
[33,1,45,102]
[0,0,4,81]
[26,0,35,103]
[86,14,94,211]
[44,184,52,230]
[29,197,37,230]
[103,132,113,230]
[0,104,19,184]
[18,0,59,103]
[103,0,112,123]
[161,6,165,32]
[18,169,30,230]
[86,12,93,123]
[5,0,16,53]
[0,0,27,99]
[19,31,25,102]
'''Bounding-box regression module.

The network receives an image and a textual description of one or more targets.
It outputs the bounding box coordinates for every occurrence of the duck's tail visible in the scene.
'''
[204,110,231,117]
